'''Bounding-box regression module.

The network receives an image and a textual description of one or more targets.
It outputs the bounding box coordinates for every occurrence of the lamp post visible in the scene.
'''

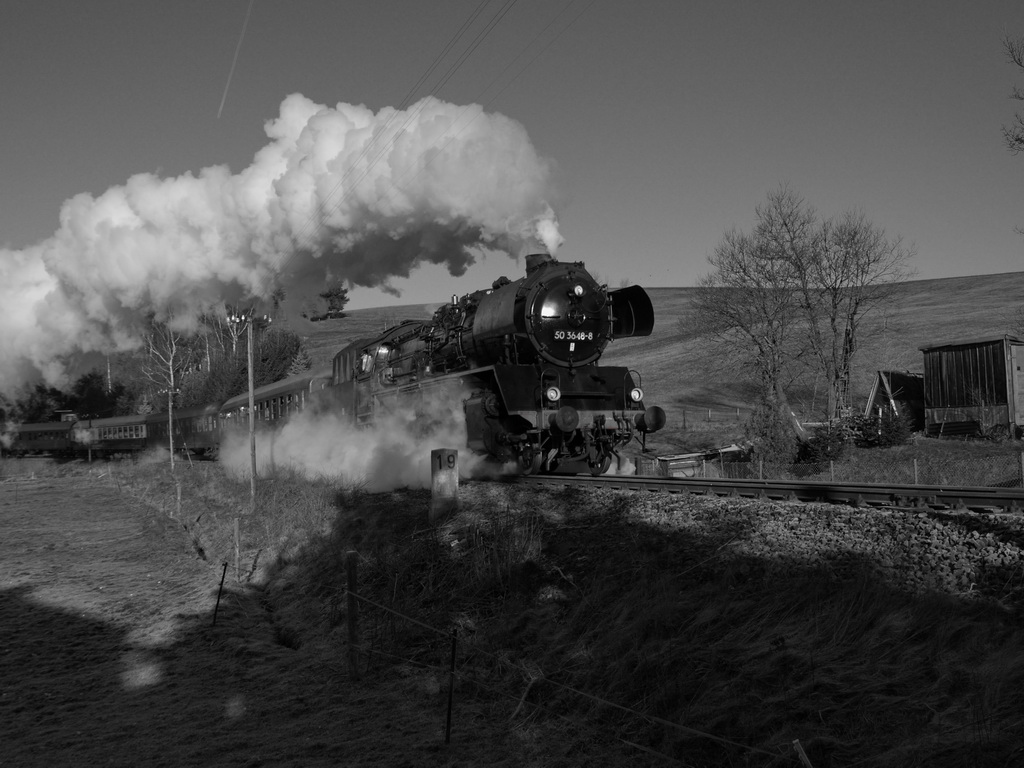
[226,307,271,513]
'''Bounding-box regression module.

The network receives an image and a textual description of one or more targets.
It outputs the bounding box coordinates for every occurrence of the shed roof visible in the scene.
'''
[919,334,1023,352]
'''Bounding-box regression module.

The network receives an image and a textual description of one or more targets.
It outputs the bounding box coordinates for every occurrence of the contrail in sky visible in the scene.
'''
[218,0,254,119]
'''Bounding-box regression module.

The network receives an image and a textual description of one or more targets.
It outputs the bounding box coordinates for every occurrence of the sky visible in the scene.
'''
[1,0,1023,384]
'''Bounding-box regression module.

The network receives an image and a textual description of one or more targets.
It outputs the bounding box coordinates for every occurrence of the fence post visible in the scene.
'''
[829,460,834,482]
[346,550,360,680]
[914,459,919,485]
[1019,454,1024,488]
[682,409,687,430]
[793,739,815,768]
[212,562,228,628]
[445,629,458,744]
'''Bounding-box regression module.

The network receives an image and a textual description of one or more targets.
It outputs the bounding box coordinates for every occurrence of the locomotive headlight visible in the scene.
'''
[545,386,561,403]
[572,284,585,297]
[629,387,644,403]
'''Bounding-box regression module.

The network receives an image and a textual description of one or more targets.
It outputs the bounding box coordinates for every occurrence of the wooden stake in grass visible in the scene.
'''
[792,739,815,768]
[346,550,360,681]
[445,628,457,744]
[212,562,228,627]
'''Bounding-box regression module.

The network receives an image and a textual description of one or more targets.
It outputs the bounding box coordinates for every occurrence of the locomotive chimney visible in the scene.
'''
[525,252,553,273]
[521,234,553,273]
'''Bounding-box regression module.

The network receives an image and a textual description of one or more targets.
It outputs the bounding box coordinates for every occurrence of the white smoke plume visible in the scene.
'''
[0,423,15,450]
[0,94,561,391]
[219,383,495,491]
[606,455,636,476]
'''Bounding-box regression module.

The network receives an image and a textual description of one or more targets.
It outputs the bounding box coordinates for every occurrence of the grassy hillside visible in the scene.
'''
[284,271,1024,454]
[293,272,1024,404]
[604,272,1024,410]
[279,302,441,369]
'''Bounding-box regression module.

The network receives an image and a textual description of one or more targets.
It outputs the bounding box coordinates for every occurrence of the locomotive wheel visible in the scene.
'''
[519,449,543,475]
[588,451,613,476]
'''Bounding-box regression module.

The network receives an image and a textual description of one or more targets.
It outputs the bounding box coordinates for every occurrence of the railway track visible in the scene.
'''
[521,473,1024,514]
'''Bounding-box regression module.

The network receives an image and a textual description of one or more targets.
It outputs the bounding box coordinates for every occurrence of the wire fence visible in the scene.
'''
[657,453,1024,488]
[339,550,807,766]
[678,406,749,427]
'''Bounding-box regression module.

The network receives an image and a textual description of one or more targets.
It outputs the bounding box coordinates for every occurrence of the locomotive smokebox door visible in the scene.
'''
[430,448,459,523]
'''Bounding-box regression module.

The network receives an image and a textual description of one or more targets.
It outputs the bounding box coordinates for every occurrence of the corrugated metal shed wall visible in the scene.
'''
[922,339,1007,408]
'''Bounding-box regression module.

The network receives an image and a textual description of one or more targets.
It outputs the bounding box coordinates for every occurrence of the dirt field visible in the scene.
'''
[0,466,535,768]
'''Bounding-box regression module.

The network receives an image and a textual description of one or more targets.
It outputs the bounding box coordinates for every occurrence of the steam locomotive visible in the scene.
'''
[327,251,665,474]
[2,252,665,474]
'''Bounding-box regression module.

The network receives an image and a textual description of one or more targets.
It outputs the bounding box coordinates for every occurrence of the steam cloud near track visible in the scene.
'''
[0,94,562,391]
[219,384,492,491]
[219,388,638,490]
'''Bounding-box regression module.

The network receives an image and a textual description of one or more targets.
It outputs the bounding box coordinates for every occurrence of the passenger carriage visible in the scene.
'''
[4,422,74,457]
[146,403,222,455]
[80,414,149,457]
[219,368,333,429]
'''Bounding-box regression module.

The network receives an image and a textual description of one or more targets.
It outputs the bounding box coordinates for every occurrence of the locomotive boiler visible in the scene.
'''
[330,252,666,474]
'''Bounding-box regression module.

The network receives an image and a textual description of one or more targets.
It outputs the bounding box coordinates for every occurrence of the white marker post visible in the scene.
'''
[430,448,459,523]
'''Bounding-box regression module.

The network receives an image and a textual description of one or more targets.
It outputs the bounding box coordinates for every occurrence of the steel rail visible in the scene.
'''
[518,474,1024,513]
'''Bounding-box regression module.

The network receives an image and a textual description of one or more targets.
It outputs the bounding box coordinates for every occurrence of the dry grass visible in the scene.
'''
[48,456,1022,767]
[10,324,1024,768]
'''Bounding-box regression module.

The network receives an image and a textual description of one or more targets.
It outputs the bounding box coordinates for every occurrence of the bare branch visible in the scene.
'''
[1005,35,1024,70]
[1003,36,1024,154]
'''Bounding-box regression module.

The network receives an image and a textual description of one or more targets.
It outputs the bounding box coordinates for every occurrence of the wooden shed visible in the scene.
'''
[863,370,925,431]
[919,335,1024,438]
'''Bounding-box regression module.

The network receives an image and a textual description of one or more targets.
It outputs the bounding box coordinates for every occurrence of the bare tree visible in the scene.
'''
[696,187,915,460]
[1002,34,1024,326]
[1008,304,1024,337]
[140,315,199,471]
[1003,35,1024,156]
[694,189,813,458]
[791,210,915,419]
